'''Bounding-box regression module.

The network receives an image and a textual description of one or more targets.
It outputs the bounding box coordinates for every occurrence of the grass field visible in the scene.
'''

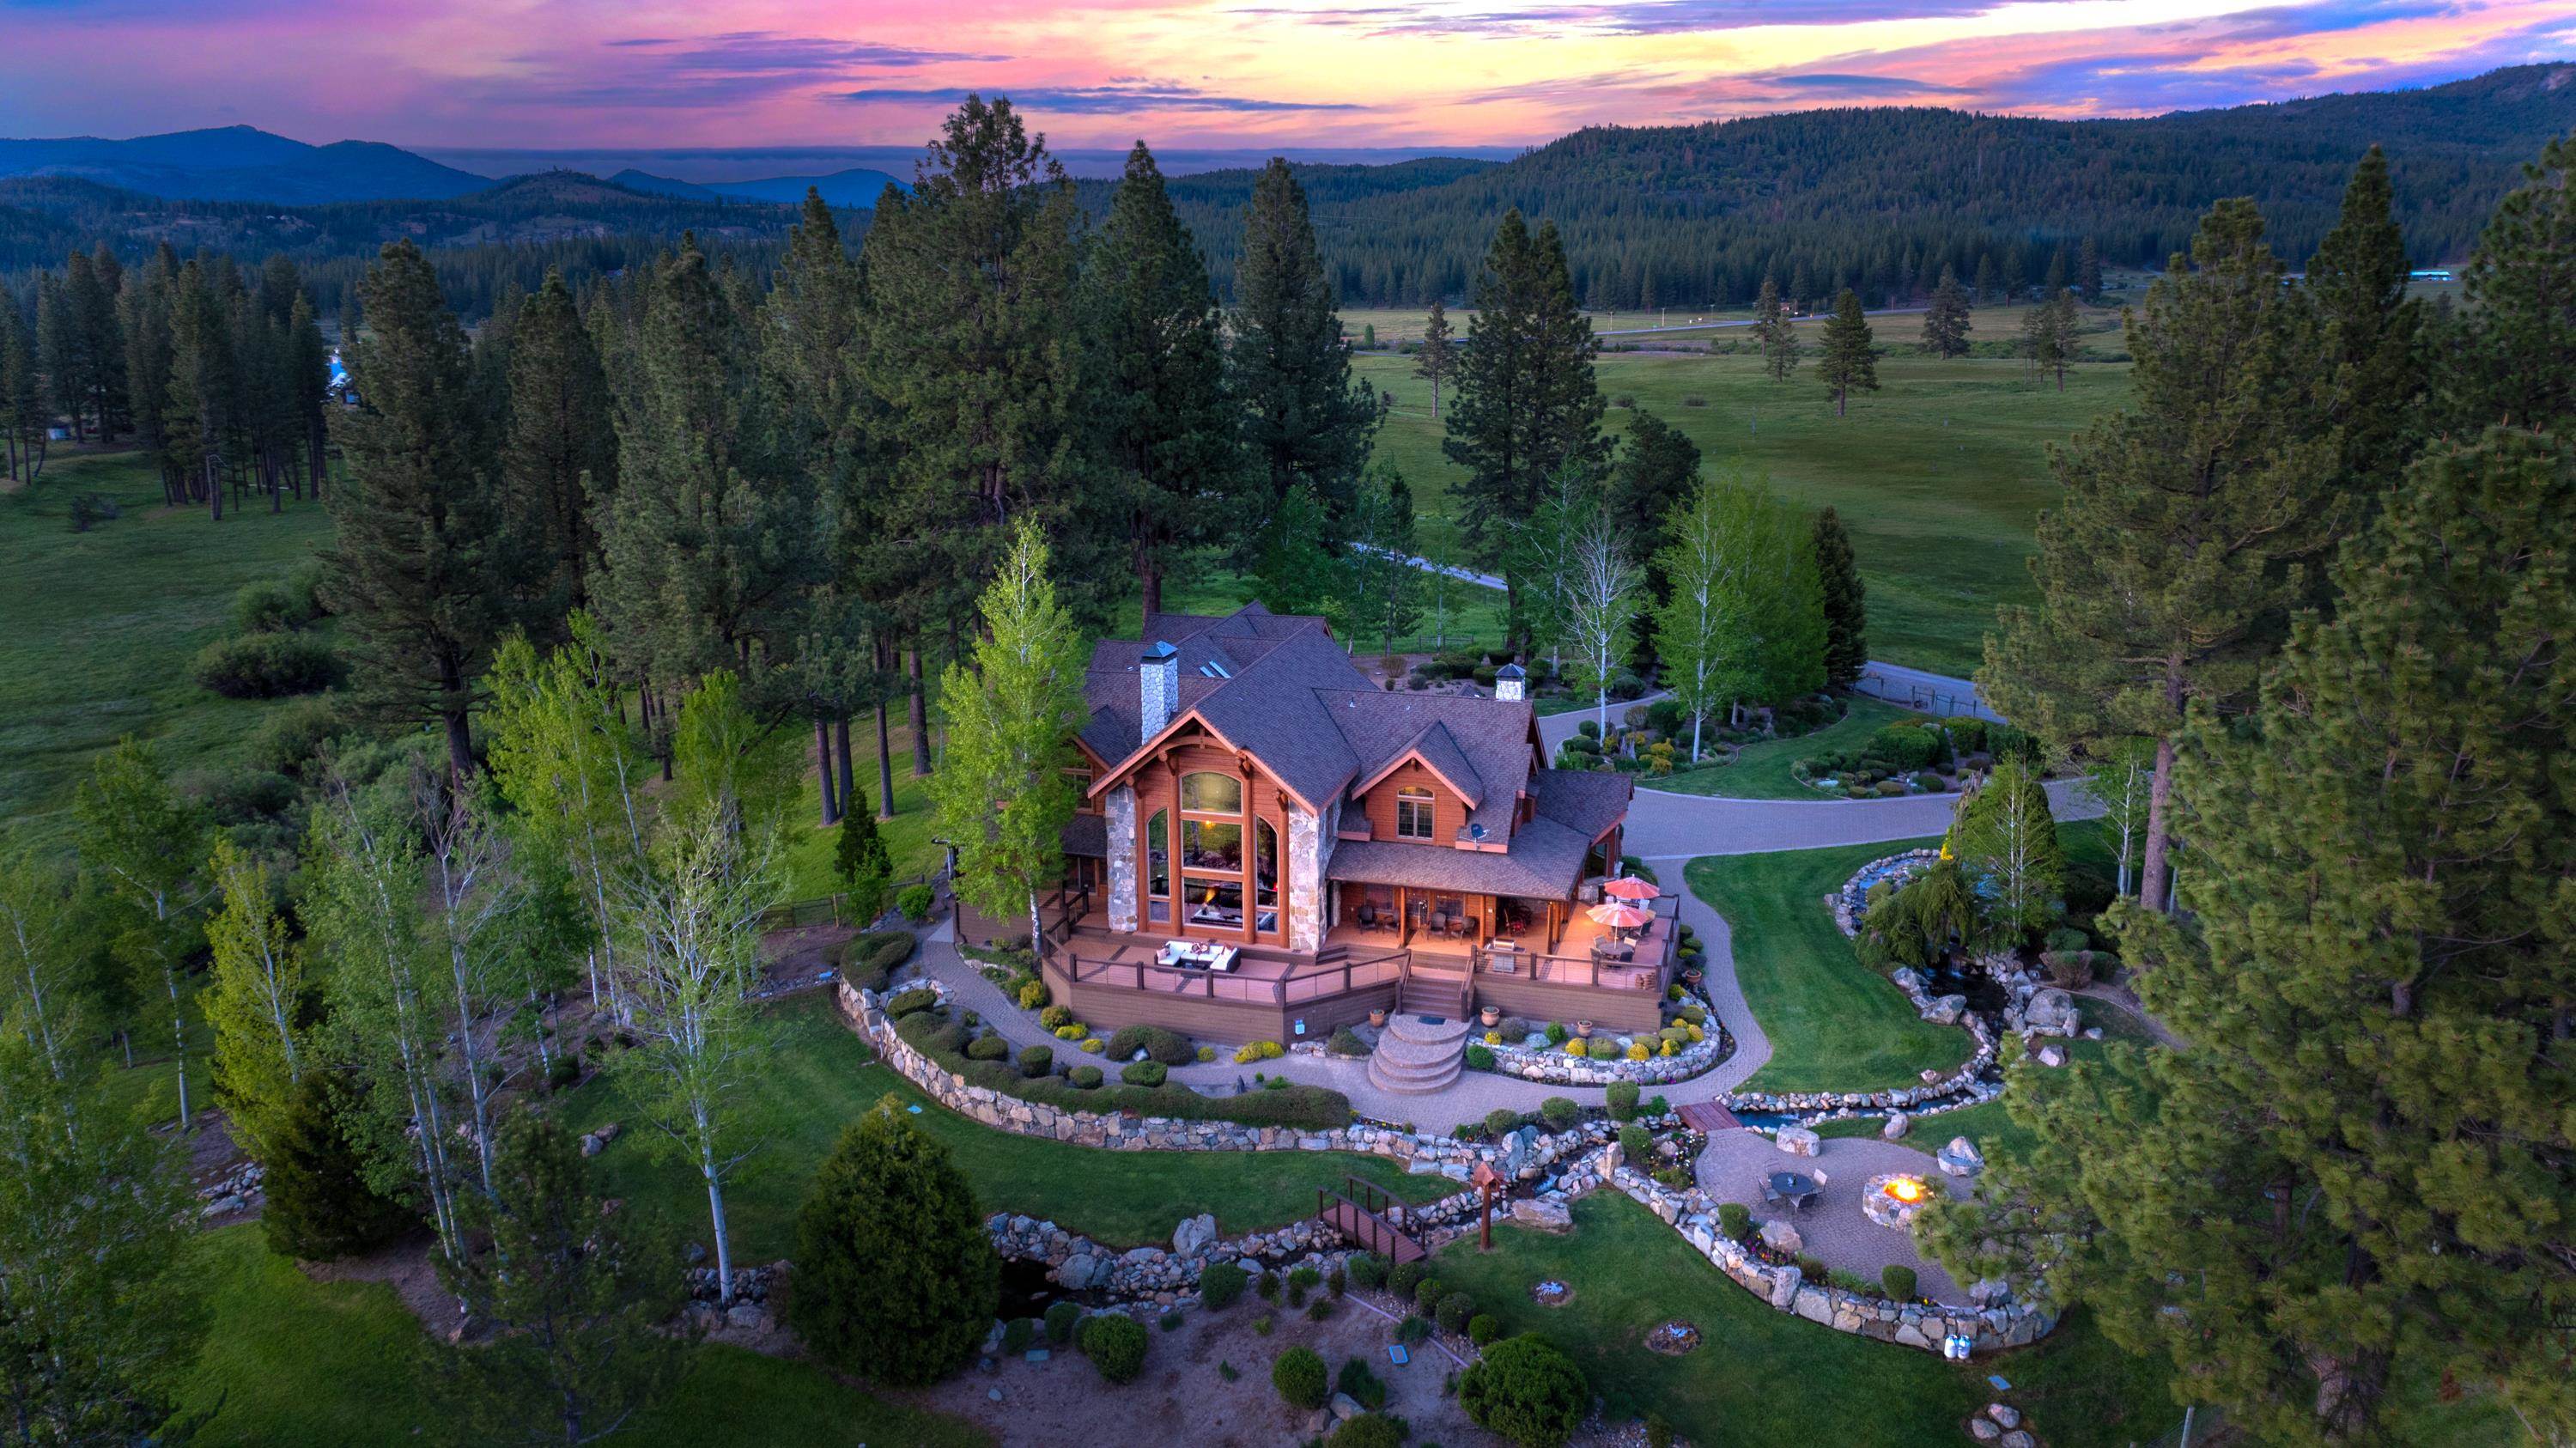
[556,991,1452,1260]
[0,449,336,850]
[1685,837,1972,1092]
[1352,343,2130,675]
[1428,1190,2183,1448]
[1656,696,1929,800]
[178,1225,991,1448]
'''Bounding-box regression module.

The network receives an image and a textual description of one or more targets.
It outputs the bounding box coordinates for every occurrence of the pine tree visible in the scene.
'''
[0,301,40,485]
[2445,132,2575,433]
[1446,210,1607,651]
[2075,236,2103,303]
[2018,288,2079,391]
[1919,265,1972,359]
[1230,158,1376,544]
[1607,409,1699,668]
[930,520,1086,946]
[1751,277,1798,382]
[1083,142,1239,617]
[831,790,893,926]
[1981,199,2343,913]
[427,1110,691,1446]
[1935,428,2576,1443]
[506,269,618,621]
[2306,145,2427,527]
[259,1070,416,1262]
[1972,253,1999,305]
[1815,288,1878,415]
[1414,299,1456,419]
[789,1095,1000,1387]
[1812,506,1867,688]
[118,247,173,498]
[326,239,522,779]
[1949,756,2062,940]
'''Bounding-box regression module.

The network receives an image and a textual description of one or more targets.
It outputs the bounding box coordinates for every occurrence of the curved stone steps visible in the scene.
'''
[1367,1013,1472,1095]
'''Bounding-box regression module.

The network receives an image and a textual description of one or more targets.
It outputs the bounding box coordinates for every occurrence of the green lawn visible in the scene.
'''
[1816,997,2165,1159]
[1352,346,2129,675]
[1686,839,1972,1092]
[1429,1191,2181,1448]
[0,449,337,851]
[557,991,1451,1260]
[178,1224,989,1447]
[1656,696,1932,800]
[777,725,944,901]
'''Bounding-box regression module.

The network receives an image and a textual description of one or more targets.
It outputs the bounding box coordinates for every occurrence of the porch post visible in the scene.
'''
[1241,761,1258,945]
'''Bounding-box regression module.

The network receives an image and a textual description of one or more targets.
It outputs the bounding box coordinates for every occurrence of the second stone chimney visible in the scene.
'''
[1140,641,1179,741]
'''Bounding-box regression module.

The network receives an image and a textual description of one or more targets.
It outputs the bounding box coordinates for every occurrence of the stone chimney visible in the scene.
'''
[1140,642,1179,741]
[1493,662,1527,703]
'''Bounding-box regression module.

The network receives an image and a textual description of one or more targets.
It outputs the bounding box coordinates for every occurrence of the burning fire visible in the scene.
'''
[1884,1177,1928,1204]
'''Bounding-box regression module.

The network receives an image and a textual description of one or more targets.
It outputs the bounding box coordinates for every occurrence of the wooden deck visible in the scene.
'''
[1678,1101,1744,1134]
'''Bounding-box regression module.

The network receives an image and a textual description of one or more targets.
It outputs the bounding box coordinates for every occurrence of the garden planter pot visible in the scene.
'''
[1480,1005,1503,1028]
[1575,1020,1595,1039]
[1368,1008,1389,1029]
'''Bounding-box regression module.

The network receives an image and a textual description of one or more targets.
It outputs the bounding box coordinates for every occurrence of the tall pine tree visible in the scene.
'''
[1815,288,1878,415]
[1082,141,1239,616]
[325,239,522,778]
[1230,158,1376,546]
[1446,209,1607,651]
[505,269,618,623]
[2306,145,2427,523]
[1414,299,1456,420]
[1919,265,1972,359]
[1812,506,1867,687]
[2445,132,2576,434]
[1752,276,1798,381]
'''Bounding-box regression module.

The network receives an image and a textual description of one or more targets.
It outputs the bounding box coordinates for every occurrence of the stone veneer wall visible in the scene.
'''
[1285,796,1333,952]
[835,979,2051,1356]
[1604,1153,2057,1356]
[1104,784,1138,933]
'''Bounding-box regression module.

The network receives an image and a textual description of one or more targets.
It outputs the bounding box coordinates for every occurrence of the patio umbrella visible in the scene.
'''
[1587,901,1652,929]
[1601,876,1658,901]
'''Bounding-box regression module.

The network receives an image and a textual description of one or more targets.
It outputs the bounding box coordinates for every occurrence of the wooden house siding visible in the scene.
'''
[1358,762,1467,846]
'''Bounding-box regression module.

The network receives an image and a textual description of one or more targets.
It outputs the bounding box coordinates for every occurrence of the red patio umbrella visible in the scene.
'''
[1586,901,1652,930]
[1601,876,1658,901]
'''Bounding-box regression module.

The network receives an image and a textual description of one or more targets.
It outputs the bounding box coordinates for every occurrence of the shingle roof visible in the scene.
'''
[1531,769,1632,843]
[1060,813,1108,858]
[1326,815,1591,897]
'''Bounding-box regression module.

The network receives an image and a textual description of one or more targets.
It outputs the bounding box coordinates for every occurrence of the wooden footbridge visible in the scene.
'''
[1315,1176,1425,1264]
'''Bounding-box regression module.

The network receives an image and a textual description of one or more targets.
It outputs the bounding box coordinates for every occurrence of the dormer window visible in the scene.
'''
[1395,786,1436,841]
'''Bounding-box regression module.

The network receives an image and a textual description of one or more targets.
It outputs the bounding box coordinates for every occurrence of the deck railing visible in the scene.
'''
[1471,889,1681,992]
[1063,942,1407,1006]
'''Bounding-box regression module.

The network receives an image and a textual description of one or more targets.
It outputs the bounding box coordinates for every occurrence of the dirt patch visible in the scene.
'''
[904,1294,1504,1448]
[1530,1279,1575,1307]
[305,1235,460,1339]
[759,922,855,995]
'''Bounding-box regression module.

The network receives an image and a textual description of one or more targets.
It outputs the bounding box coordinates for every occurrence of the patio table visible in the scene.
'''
[1767,1171,1820,1210]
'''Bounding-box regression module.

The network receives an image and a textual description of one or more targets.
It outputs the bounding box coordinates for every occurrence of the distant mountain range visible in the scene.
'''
[607,167,908,209]
[0,125,488,204]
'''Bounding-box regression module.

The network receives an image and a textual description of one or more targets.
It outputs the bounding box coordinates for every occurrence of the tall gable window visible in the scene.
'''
[1395,786,1437,841]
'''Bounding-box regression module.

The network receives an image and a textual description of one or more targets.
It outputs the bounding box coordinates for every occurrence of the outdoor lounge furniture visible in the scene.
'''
[1157,940,1239,972]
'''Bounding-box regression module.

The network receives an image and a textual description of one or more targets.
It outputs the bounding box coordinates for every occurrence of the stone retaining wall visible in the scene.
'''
[1472,982,1735,1086]
[1603,1151,2056,1357]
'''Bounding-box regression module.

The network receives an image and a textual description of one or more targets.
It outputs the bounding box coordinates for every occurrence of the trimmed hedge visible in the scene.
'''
[192,632,342,698]
[893,1011,1349,1129]
[965,1034,1010,1062]
[1272,1347,1327,1409]
[1079,1312,1149,1384]
[1119,1061,1167,1087]
[1199,1261,1249,1309]
[884,988,939,1019]
[1103,1024,1198,1066]
[1016,1044,1054,1079]
[832,929,916,992]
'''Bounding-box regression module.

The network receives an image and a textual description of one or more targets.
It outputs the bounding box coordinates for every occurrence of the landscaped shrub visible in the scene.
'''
[1605,1082,1637,1128]
[1120,1061,1167,1087]
[1199,1261,1249,1309]
[1578,720,1601,739]
[1016,1044,1053,1078]
[1079,1311,1149,1383]
[883,988,939,1019]
[1288,1265,1322,1296]
[1017,979,1048,1010]
[1272,1346,1329,1409]
[1881,1264,1918,1300]
[2043,926,2089,956]
[1413,1275,1444,1311]
[1327,1265,1346,1298]
[1468,1313,1503,1346]
[192,632,342,698]
[831,929,916,993]
[896,883,935,922]
[1053,1023,1090,1041]
[1330,1414,1404,1448]
[896,1011,1350,1128]
[1619,1124,1652,1161]
[1233,1039,1285,1063]
[233,572,325,634]
[1159,1309,1184,1332]
[1346,1252,1388,1290]
[1045,1300,1083,1344]
[1625,1040,1649,1061]
[964,1034,1009,1062]
[246,695,349,778]
[1305,1296,1336,1320]
[1388,1260,1428,1299]
[1562,1037,1587,1058]
[1717,1202,1752,1241]
[1538,1097,1578,1131]
[1395,1315,1431,1346]
[1485,1108,1522,1137]
[1463,1043,1495,1071]
[789,1098,999,1387]
[1544,1022,1569,1045]
[1867,722,1941,770]
[1068,1065,1103,1089]
[1081,1037,1104,1053]
[1002,1317,1036,1354]
[1336,1358,1389,1411]
[1875,779,1907,796]
[1436,1292,1476,1335]
[1326,1026,1370,1057]
[1943,716,1989,752]
[1105,1023,1198,1066]
[1459,1335,1589,1448]
[1039,1004,1072,1030]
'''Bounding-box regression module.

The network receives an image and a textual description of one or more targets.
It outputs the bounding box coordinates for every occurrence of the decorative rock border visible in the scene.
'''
[1606,1151,2055,1357]
[1473,986,1735,1086]
[1829,848,1942,934]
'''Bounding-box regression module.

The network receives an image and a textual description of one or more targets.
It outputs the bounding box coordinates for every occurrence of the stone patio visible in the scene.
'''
[1693,1127,1967,1299]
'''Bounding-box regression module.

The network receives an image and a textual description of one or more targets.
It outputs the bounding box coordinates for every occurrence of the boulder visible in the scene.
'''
[1759,1219,1804,1254]
[1880,1112,1911,1141]
[2000,1433,2035,1448]
[1767,1265,1801,1310]
[1986,1403,2021,1429]
[1925,995,1966,1025]
[2035,1043,2067,1068]
[1969,1278,2012,1307]
[2024,989,2078,1035]
[1937,1137,1985,1177]
[1171,1214,1218,1259]
[1056,1254,1104,1290]
[1509,1199,1573,1232]
[1329,1392,1364,1422]
[1774,1126,1821,1158]
[1969,1419,2002,1443]
[725,1303,767,1331]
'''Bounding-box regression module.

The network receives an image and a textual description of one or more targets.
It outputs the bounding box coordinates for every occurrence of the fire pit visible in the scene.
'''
[1862,1172,1935,1229]
[1646,1320,1701,1355]
[1530,1279,1574,1307]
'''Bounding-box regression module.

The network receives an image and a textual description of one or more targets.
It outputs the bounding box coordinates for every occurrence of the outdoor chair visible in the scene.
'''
[1356,903,1379,929]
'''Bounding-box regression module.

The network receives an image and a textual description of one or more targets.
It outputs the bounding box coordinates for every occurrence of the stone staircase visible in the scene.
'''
[1367,1012,1472,1095]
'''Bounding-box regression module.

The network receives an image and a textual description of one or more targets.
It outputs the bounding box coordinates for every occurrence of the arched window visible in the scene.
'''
[1255,818,1279,932]
[1180,771,1242,814]
[1145,809,1170,923]
[1395,786,1437,840]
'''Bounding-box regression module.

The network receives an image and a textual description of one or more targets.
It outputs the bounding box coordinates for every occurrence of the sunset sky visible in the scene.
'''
[3,0,2571,151]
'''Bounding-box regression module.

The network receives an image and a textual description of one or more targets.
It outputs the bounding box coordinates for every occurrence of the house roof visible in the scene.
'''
[1060,813,1109,859]
[1327,770,1633,897]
